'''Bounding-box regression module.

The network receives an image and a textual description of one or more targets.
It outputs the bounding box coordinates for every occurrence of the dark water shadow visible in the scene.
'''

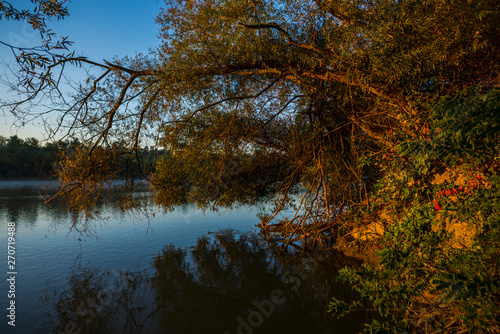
[43,230,372,334]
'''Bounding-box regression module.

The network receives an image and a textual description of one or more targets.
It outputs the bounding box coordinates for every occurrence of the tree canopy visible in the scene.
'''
[3,0,498,219]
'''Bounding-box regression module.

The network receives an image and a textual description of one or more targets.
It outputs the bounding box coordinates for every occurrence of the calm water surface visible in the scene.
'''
[0,181,368,334]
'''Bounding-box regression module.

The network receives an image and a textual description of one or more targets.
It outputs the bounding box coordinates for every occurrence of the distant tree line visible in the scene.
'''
[0,135,161,180]
[0,135,60,179]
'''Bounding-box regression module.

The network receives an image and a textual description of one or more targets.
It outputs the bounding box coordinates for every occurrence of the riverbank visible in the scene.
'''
[0,179,57,189]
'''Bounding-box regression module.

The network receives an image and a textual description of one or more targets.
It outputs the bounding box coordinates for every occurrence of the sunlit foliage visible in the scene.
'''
[329,89,500,333]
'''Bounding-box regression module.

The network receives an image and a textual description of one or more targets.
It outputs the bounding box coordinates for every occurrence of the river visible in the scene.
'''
[0,181,369,333]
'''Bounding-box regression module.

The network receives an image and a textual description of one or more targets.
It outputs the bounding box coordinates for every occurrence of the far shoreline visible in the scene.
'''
[0,179,58,190]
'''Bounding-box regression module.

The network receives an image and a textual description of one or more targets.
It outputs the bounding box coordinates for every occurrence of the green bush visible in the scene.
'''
[329,88,500,333]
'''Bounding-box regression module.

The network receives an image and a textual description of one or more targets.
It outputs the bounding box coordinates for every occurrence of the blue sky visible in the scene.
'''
[0,0,163,140]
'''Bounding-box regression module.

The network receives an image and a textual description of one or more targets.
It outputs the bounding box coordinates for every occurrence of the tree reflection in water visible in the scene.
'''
[43,264,151,334]
[46,230,367,333]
